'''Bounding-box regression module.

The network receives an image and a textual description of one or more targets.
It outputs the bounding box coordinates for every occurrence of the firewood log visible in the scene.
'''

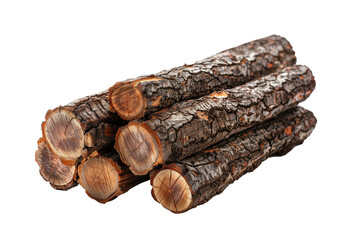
[35,138,77,190]
[41,91,124,163]
[109,35,296,120]
[78,150,148,203]
[150,106,317,213]
[115,65,315,175]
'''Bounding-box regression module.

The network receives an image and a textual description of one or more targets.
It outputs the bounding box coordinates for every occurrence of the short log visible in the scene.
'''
[42,91,124,163]
[35,138,77,190]
[78,151,148,203]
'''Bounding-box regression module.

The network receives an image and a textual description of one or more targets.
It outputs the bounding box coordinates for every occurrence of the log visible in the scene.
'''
[115,65,315,175]
[35,138,77,190]
[78,150,148,203]
[150,106,317,213]
[109,35,296,120]
[41,91,124,163]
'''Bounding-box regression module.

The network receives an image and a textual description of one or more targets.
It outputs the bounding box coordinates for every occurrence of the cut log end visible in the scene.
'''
[115,122,162,175]
[43,109,84,160]
[152,169,192,213]
[78,156,120,202]
[35,139,76,190]
[109,84,146,120]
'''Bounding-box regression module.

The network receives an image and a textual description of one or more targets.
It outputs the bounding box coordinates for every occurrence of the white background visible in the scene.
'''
[1,1,359,239]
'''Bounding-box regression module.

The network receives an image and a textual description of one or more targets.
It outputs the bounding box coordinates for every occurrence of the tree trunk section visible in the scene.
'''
[150,106,317,213]
[42,91,124,163]
[109,35,296,120]
[78,150,148,203]
[115,65,315,175]
[35,138,78,190]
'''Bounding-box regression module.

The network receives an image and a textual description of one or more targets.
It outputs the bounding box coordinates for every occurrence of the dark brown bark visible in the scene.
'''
[41,91,125,163]
[109,35,296,120]
[78,150,148,203]
[150,106,317,213]
[115,65,315,175]
[35,138,78,190]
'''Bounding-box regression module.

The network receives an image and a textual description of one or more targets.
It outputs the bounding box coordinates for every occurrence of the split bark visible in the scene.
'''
[42,91,124,163]
[35,138,78,190]
[78,150,148,203]
[150,106,317,213]
[109,35,296,120]
[115,65,315,175]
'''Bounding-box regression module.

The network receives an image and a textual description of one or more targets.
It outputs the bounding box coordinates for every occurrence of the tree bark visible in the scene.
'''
[115,65,315,175]
[41,91,125,163]
[78,150,148,203]
[150,106,317,213]
[109,35,296,120]
[35,138,78,190]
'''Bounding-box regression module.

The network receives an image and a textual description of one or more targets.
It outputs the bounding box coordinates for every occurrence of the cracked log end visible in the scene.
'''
[35,138,77,190]
[151,169,192,213]
[78,156,120,203]
[115,122,163,175]
[109,83,147,120]
[42,109,84,161]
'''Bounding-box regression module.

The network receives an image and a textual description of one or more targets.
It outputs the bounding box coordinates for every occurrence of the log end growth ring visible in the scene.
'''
[43,110,84,160]
[115,122,162,175]
[35,139,76,189]
[78,156,119,202]
[109,84,146,120]
[152,169,192,213]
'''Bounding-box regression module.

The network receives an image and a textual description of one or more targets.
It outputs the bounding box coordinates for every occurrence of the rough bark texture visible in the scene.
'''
[78,150,148,203]
[109,35,296,120]
[116,65,315,175]
[35,138,78,190]
[150,106,317,213]
[42,91,124,163]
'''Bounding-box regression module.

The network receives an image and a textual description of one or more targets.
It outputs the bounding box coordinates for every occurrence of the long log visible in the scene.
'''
[115,65,315,175]
[109,35,296,120]
[41,91,124,163]
[78,150,148,203]
[35,138,77,190]
[150,106,317,213]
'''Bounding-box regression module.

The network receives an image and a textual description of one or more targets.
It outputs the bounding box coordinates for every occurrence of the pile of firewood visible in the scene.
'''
[35,35,316,213]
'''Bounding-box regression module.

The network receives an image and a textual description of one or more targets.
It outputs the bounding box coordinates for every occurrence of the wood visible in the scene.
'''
[78,150,148,203]
[115,65,315,175]
[115,122,163,175]
[151,169,192,212]
[109,35,296,120]
[150,106,317,213]
[35,138,77,190]
[42,91,124,163]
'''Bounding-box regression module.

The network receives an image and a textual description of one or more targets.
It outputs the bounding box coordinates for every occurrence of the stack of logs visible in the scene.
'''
[35,35,316,213]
